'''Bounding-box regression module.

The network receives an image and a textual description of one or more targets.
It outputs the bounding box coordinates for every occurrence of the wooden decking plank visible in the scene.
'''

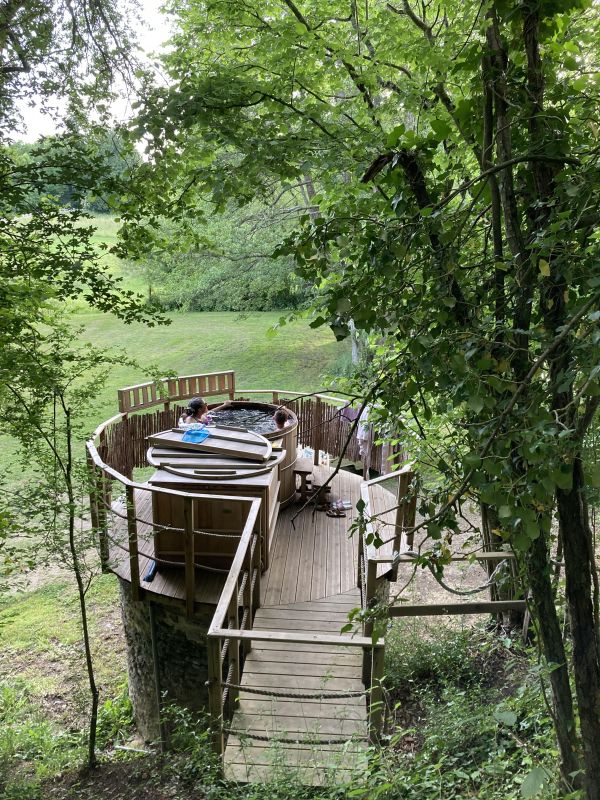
[252,618,354,634]
[234,693,367,722]
[254,608,352,623]
[226,741,366,760]
[261,516,290,606]
[249,649,362,668]
[278,509,304,604]
[294,506,315,602]
[231,713,366,736]
[225,761,359,785]
[243,662,362,679]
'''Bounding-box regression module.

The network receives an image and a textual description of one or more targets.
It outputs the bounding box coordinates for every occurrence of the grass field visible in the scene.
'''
[1,214,351,478]
[73,308,349,425]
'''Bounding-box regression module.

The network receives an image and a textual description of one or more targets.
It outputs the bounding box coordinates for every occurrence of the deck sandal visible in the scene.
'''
[326,507,346,518]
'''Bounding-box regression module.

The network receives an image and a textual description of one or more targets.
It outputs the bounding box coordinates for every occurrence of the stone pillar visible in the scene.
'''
[118,579,213,741]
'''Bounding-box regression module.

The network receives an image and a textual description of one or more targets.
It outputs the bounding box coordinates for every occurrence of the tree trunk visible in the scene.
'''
[525,528,582,791]
[557,457,600,800]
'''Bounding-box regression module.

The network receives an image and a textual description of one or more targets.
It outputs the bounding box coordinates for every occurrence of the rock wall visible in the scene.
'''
[119,579,213,741]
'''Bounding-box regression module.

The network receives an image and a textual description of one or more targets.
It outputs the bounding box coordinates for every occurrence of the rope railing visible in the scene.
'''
[223,728,366,747]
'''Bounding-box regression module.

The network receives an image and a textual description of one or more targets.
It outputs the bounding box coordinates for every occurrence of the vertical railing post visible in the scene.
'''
[243,540,253,657]
[227,593,240,719]
[362,558,378,684]
[126,484,141,601]
[208,636,224,758]
[313,396,322,466]
[357,527,364,590]
[272,391,279,405]
[96,470,110,572]
[183,496,195,617]
[368,643,385,744]
[252,531,261,614]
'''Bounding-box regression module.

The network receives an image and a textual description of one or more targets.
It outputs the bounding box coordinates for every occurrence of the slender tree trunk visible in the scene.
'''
[558,458,600,800]
[525,531,582,790]
[65,407,99,768]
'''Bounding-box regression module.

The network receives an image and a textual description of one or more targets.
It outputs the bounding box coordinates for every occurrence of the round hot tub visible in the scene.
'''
[210,400,298,506]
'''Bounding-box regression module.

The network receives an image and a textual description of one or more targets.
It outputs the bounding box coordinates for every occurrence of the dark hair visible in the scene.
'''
[274,409,288,424]
[185,397,207,416]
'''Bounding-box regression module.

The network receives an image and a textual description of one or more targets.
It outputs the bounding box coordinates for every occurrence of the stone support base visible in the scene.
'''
[118,579,212,741]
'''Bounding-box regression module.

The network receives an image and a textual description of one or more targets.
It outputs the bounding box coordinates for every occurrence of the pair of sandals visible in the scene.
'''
[325,500,347,518]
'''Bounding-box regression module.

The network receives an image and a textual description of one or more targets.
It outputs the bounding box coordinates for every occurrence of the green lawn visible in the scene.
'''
[71,308,349,425]
[1,214,350,476]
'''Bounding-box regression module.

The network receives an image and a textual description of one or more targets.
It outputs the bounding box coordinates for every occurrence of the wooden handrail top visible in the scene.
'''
[364,463,415,487]
[208,627,384,649]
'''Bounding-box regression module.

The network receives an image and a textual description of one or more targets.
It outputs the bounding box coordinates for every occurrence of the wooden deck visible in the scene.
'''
[106,465,391,606]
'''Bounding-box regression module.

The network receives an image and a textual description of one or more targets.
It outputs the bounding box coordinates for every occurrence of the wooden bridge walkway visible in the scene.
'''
[224,589,368,784]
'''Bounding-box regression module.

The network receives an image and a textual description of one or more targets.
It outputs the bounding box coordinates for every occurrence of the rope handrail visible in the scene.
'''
[223,728,367,746]
[101,495,244,538]
[221,682,367,700]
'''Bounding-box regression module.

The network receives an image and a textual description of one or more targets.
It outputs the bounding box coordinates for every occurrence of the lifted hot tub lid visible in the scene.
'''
[147,426,272,463]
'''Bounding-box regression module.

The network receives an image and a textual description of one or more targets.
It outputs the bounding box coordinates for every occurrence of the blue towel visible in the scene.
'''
[182,428,210,443]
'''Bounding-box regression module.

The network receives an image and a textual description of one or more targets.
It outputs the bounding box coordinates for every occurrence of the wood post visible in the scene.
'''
[243,542,253,656]
[207,637,224,757]
[368,644,385,744]
[126,485,141,601]
[183,497,195,617]
[313,396,322,466]
[96,469,109,572]
[227,593,240,720]
[272,391,279,404]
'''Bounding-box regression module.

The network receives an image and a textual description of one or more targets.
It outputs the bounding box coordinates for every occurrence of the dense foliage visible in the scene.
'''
[141,201,306,311]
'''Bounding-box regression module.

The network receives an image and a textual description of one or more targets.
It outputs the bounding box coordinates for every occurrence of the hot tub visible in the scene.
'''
[210,400,298,506]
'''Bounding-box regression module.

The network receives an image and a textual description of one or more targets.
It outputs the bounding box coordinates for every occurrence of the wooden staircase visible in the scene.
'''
[223,590,370,785]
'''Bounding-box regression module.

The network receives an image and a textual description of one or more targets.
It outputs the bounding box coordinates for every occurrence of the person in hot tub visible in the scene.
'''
[179,397,209,426]
[273,408,292,430]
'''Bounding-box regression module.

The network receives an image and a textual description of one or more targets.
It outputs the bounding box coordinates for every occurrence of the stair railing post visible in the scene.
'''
[368,643,385,744]
[362,558,378,685]
[208,636,224,759]
[227,591,241,720]
[126,484,141,601]
[183,496,195,617]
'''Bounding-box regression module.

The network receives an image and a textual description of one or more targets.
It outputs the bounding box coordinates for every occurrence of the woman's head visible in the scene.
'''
[186,397,208,416]
[274,409,288,428]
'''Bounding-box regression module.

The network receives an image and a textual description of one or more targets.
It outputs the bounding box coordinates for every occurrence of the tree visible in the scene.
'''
[0,319,139,766]
[127,0,600,795]
[0,0,164,770]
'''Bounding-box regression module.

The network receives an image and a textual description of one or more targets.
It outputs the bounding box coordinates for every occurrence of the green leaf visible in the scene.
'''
[468,395,484,413]
[386,124,405,147]
[430,118,452,140]
[520,766,549,798]
[498,505,512,519]
[538,259,550,277]
[494,709,517,727]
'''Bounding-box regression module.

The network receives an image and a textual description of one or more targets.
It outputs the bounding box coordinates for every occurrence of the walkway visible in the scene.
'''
[223,589,368,784]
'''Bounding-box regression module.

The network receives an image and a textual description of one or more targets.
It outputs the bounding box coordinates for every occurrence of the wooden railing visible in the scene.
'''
[359,467,527,618]
[87,437,262,616]
[92,371,394,478]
